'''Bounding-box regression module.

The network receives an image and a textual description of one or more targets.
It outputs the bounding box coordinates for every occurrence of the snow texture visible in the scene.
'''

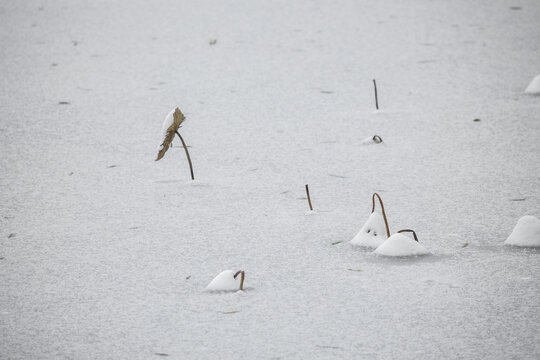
[1,0,540,359]
[350,212,389,248]
[504,215,540,248]
[206,270,243,291]
[525,75,540,94]
[373,233,430,257]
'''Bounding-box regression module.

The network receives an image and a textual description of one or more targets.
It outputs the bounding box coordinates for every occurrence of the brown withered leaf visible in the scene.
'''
[155,108,185,161]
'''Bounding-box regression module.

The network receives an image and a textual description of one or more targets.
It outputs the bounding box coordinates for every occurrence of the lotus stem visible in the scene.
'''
[372,192,390,237]
[175,131,194,180]
[397,229,419,242]
[305,184,313,211]
[234,270,245,291]
[373,79,379,110]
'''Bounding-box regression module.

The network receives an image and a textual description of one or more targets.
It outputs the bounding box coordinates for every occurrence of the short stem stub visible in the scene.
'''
[234,270,245,291]
[397,229,419,242]
[372,192,390,238]
[175,131,194,180]
[305,184,313,211]
[373,79,379,110]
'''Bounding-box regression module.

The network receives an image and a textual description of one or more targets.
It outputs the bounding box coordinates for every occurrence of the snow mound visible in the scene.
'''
[373,233,430,257]
[361,135,383,145]
[504,215,540,248]
[351,212,389,248]
[525,75,540,94]
[206,270,244,291]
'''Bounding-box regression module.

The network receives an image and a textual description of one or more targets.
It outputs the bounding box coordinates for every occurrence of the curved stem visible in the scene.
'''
[175,131,194,180]
[372,193,390,238]
[305,184,313,211]
[397,229,419,242]
[234,270,245,291]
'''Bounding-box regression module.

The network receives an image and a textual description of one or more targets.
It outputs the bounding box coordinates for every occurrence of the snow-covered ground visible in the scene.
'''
[1,0,539,359]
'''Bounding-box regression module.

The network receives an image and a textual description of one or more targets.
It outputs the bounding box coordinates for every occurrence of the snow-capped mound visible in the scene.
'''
[504,215,540,248]
[525,75,540,94]
[206,270,245,291]
[361,135,383,145]
[373,232,429,257]
[351,212,389,248]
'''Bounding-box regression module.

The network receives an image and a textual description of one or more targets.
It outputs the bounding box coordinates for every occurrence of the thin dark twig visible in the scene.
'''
[175,131,194,180]
[373,79,379,110]
[305,184,313,211]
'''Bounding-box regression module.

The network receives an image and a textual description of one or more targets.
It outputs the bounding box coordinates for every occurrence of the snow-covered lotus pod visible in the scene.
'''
[361,135,383,145]
[373,229,430,257]
[350,193,391,248]
[504,215,540,248]
[206,270,245,292]
[156,108,185,161]
[525,75,540,95]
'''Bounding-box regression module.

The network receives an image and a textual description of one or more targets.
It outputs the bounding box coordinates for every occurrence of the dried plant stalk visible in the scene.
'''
[372,192,390,237]
[305,184,313,211]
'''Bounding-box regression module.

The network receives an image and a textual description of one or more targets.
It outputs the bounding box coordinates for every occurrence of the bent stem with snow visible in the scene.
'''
[397,229,419,242]
[350,192,392,248]
[372,192,390,237]
[155,107,195,180]
[234,270,245,291]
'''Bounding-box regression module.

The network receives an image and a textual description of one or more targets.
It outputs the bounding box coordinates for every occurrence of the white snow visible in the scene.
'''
[525,75,540,94]
[504,215,540,248]
[206,270,244,291]
[373,233,430,257]
[350,212,389,248]
[1,0,540,359]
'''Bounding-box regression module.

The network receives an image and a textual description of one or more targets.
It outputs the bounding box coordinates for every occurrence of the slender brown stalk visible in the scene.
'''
[397,229,419,242]
[234,270,245,291]
[372,193,390,237]
[305,184,313,211]
[175,131,194,180]
[373,79,379,110]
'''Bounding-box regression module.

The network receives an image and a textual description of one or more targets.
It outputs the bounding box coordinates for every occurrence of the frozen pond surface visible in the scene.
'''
[1,0,539,359]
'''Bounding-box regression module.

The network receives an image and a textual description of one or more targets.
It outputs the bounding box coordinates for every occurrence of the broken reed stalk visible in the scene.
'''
[397,229,419,242]
[234,270,245,291]
[371,192,390,237]
[373,79,379,110]
[305,184,313,211]
[175,130,194,180]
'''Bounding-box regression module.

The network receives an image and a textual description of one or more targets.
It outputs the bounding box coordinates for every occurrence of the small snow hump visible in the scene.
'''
[373,231,430,257]
[504,215,540,248]
[206,270,245,292]
[525,75,540,95]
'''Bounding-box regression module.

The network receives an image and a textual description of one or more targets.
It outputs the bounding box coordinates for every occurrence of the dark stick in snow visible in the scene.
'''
[373,79,379,110]
[175,131,195,180]
[305,184,313,211]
